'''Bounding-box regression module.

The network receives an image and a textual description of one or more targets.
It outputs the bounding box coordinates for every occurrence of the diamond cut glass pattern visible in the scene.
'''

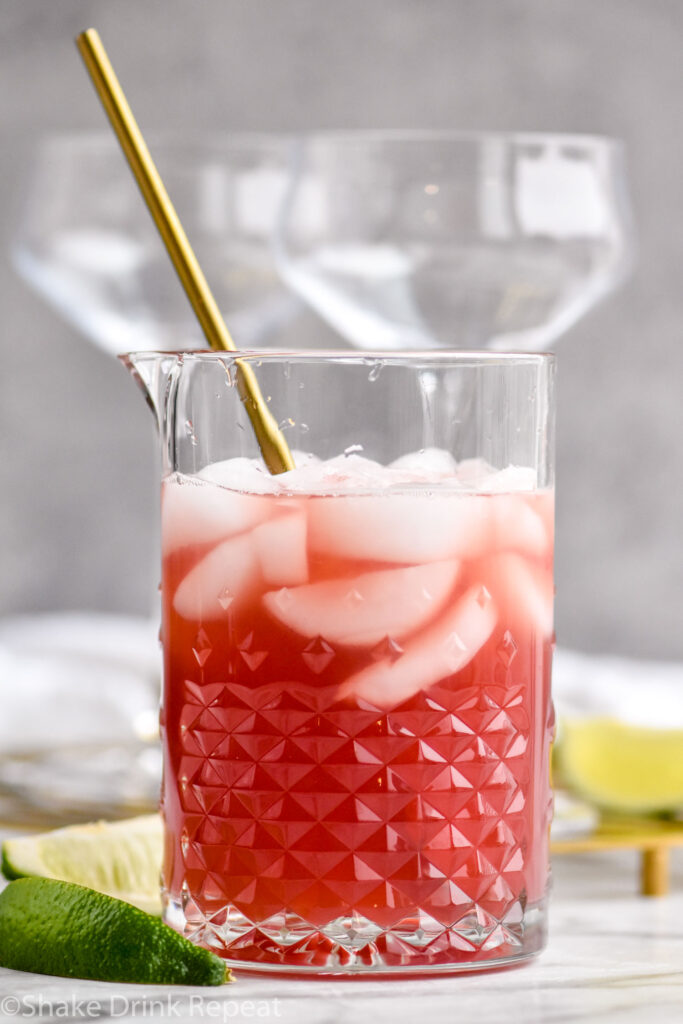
[163,613,551,969]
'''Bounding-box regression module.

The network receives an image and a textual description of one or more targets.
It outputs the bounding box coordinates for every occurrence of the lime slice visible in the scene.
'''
[2,815,162,915]
[0,878,229,985]
[555,716,683,813]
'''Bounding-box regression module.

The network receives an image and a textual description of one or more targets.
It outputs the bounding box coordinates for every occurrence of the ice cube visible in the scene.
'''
[252,505,308,587]
[308,493,492,564]
[261,452,389,496]
[528,489,555,550]
[262,559,460,646]
[173,532,260,620]
[339,584,498,706]
[199,457,276,494]
[316,453,390,492]
[456,457,497,487]
[162,473,272,554]
[249,451,323,495]
[480,553,554,636]
[482,465,538,492]
[390,448,459,480]
[492,495,549,557]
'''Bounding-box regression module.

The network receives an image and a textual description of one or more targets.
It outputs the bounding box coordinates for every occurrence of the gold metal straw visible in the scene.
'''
[75,28,295,475]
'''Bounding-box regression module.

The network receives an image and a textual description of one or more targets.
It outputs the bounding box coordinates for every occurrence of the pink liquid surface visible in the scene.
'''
[160,457,554,970]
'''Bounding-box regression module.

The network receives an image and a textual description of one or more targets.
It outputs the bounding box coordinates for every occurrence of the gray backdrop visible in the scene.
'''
[1,0,682,659]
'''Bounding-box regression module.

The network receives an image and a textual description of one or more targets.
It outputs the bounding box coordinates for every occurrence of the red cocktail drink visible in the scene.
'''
[160,452,554,972]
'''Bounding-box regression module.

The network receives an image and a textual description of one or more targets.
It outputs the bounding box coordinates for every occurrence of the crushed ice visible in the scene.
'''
[175,448,540,497]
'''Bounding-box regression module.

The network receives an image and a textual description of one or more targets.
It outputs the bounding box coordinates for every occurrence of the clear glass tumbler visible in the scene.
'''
[123,350,555,975]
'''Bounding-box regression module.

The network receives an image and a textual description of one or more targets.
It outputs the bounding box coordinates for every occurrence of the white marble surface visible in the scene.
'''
[1,852,682,1023]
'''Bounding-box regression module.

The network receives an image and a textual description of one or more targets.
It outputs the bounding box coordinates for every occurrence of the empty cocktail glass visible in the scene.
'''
[277,131,633,351]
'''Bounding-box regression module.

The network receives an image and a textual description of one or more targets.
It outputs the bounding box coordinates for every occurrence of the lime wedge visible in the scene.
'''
[2,815,162,915]
[0,878,229,985]
[555,716,683,813]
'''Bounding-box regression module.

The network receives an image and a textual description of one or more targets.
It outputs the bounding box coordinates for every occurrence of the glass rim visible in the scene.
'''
[290,128,624,152]
[37,127,624,154]
[120,349,555,367]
